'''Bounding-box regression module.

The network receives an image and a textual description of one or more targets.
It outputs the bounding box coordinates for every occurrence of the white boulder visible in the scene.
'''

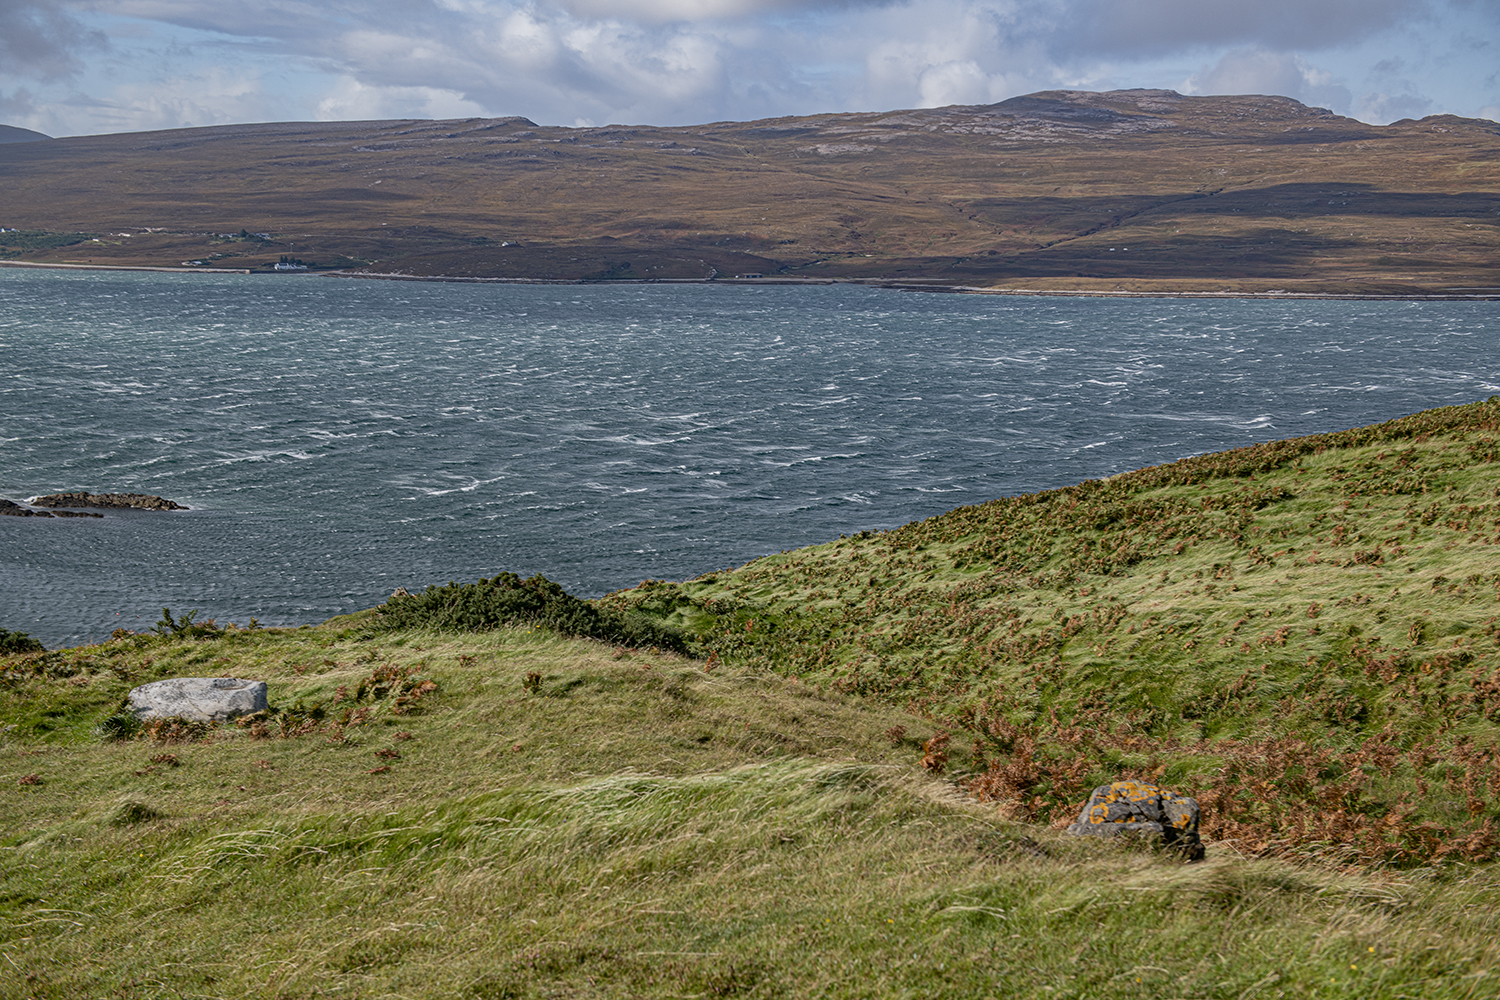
[127,677,268,722]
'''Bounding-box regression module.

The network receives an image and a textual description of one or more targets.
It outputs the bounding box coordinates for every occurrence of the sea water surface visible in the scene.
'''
[2,268,1496,648]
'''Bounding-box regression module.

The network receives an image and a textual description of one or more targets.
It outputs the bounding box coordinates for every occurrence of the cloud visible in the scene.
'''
[555,0,890,22]
[0,0,107,81]
[858,3,1066,109]
[1185,48,1353,114]
[11,0,1498,134]
[315,75,488,122]
[84,0,1463,121]
[1358,90,1434,121]
[1044,0,1435,58]
[70,67,278,133]
[1480,104,1500,121]
[0,86,38,119]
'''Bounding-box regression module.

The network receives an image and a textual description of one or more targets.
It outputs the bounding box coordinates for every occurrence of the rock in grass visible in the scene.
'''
[31,492,186,510]
[127,677,268,722]
[1066,780,1205,860]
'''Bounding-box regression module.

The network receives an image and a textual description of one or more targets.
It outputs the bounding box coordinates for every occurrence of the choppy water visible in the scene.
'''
[2,268,1496,647]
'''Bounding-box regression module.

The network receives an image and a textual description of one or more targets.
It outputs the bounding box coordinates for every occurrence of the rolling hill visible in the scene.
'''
[2,89,1497,294]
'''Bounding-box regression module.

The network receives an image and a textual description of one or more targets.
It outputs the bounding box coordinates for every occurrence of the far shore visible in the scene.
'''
[5,258,1499,300]
[0,259,251,275]
[329,270,1500,301]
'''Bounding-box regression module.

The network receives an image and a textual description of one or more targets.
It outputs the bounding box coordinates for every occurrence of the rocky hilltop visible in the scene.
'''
[1,89,1496,294]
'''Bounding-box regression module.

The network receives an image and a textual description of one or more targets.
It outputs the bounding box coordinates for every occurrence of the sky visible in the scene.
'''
[1,0,1497,137]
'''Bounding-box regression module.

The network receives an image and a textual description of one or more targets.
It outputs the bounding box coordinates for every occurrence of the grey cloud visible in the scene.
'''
[104,0,820,124]
[1359,91,1434,120]
[0,86,37,117]
[0,0,107,81]
[557,0,893,22]
[41,0,1499,133]
[1039,0,1435,58]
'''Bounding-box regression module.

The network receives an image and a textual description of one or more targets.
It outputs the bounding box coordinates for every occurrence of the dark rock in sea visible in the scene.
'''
[1066,779,1205,860]
[31,491,187,511]
[0,499,53,517]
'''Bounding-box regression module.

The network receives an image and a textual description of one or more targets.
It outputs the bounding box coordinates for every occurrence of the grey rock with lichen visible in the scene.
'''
[127,677,268,722]
[1066,779,1205,860]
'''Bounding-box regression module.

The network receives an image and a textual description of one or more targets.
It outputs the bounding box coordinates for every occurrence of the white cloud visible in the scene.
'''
[1357,90,1435,121]
[1185,48,1353,114]
[1480,104,1500,122]
[3,0,1496,134]
[315,76,488,122]
[88,67,275,132]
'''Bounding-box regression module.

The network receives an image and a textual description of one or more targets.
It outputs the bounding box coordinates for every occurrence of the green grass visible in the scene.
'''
[6,625,1500,998]
[603,397,1500,862]
[0,230,93,256]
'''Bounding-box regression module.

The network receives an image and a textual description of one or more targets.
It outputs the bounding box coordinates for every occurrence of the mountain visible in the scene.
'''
[0,124,49,145]
[1,90,1497,294]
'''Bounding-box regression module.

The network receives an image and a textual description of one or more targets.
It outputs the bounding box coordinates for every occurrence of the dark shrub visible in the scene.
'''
[0,628,44,654]
[376,572,690,653]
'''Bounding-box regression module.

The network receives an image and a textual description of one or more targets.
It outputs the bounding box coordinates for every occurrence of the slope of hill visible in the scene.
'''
[8,402,1500,995]
[0,124,49,145]
[602,398,1500,862]
[1,90,1497,294]
[4,620,1499,997]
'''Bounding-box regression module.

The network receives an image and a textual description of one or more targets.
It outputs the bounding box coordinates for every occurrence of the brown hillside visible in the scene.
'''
[1,90,1496,294]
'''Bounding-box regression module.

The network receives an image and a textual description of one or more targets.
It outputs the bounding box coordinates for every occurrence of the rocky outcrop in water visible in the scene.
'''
[31,492,186,510]
[0,498,102,518]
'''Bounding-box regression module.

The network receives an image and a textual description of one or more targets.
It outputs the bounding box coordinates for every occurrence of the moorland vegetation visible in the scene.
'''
[1,89,1497,295]
[5,398,1500,997]
[605,396,1500,865]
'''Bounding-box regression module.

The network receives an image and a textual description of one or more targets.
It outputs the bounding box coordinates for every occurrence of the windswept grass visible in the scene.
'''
[605,397,1500,863]
[5,624,1500,998]
[9,399,1500,996]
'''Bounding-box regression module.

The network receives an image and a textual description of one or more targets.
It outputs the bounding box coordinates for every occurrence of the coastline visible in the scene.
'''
[0,260,251,275]
[329,270,1500,301]
[5,258,1499,300]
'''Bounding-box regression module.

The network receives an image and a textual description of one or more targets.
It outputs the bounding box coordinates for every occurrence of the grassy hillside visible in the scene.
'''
[1,89,1497,294]
[7,399,1500,997]
[604,398,1500,863]
[5,623,1500,998]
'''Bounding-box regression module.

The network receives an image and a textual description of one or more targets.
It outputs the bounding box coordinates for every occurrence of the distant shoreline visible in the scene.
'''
[0,260,251,275]
[5,259,1498,300]
[330,271,1500,301]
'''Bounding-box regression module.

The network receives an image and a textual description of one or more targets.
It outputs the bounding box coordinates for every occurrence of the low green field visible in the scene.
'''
[6,398,1500,997]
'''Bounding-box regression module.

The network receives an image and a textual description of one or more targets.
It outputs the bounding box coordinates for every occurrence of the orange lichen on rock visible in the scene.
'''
[1067,780,1204,860]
